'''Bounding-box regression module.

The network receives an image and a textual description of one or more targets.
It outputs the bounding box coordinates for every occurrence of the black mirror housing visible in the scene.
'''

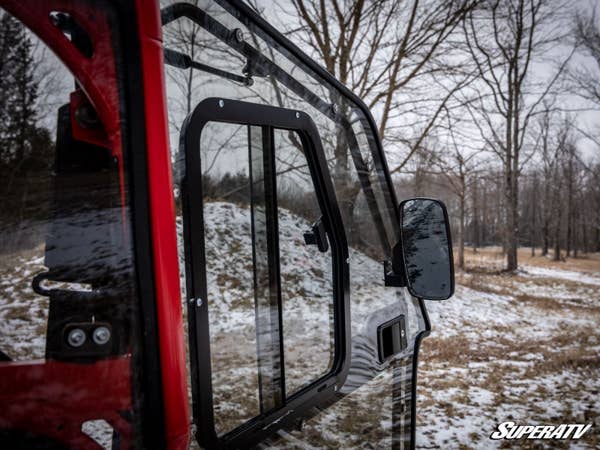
[394,198,454,300]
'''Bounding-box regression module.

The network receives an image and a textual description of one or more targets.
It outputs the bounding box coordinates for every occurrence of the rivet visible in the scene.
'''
[295,112,300,119]
[67,328,86,348]
[218,99,225,108]
[234,28,244,43]
[92,326,111,345]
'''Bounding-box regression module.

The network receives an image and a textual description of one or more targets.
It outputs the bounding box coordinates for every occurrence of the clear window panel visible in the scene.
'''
[199,122,261,435]
[196,123,337,434]
[274,129,334,395]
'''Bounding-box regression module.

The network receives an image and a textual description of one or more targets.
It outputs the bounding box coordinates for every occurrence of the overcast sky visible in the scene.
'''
[249,0,600,164]
[18,0,600,166]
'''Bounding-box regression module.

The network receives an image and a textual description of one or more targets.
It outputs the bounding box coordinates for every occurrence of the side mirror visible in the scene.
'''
[397,198,454,300]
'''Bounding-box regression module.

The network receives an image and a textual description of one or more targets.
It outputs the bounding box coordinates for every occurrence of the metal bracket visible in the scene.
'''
[164,47,253,86]
[384,259,406,287]
[303,217,329,253]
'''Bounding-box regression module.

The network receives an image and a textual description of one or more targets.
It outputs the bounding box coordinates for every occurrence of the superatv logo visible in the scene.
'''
[491,422,592,440]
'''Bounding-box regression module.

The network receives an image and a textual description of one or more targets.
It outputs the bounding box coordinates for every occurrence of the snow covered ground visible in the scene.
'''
[417,260,600,449]
[182,204,600,449]
[0,202,598,449]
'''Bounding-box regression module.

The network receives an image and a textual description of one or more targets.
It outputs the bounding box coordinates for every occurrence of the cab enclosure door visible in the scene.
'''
[161,1,431,448]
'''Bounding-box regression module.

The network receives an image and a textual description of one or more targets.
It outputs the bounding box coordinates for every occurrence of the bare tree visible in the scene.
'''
[436,148,482,269]
[552,119,574,261]
[282,0,474,141]
[526,170,539,256]
[537,106,560,256]
[571,8,600,106]
[431,113,485,269]
[256,0,476,244]
[462,0,573,271]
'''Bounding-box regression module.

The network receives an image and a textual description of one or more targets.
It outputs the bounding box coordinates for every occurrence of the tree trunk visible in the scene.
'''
[553,207,562,262]
[504,131,518,271]
[472,180,479,253]
[566,195,572,257]
[530,174,537,257]
[458,190,465,270]
[542,219,549,256]
[503,88,512,264]
[333,124,360,247]
[338,181,361,247]
[506,191,519,271]
[566,220,572,257]
[541,180,551,256]
[506,57,520,273]
[573,222,578,258]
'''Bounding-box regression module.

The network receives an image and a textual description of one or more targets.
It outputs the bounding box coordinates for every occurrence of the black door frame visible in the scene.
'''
[180,97,350,449]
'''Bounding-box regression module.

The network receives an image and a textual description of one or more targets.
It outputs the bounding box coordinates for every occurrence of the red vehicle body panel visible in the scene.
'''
[135,0,190,447]
[0,1,190,448]
[0,358,134,448]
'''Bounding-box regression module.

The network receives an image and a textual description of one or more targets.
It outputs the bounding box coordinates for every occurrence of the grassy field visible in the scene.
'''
[417,247,600,449]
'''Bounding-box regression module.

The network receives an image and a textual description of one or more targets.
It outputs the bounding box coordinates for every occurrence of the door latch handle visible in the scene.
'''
[303,217,329,252]
[377,315,407,363]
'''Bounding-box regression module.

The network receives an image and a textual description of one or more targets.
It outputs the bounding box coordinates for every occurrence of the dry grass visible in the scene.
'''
[460,246,600,274]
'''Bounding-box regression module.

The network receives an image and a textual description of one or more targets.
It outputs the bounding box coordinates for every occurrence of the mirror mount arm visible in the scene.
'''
[303,217,329,253]
[384,260,406,287]
[384,242,406,287]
